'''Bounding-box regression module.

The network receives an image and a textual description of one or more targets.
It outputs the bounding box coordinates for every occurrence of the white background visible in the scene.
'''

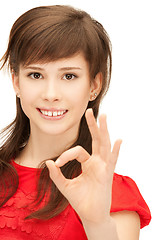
[0,0,159,239]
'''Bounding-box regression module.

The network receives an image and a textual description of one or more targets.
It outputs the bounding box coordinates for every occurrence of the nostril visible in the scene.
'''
[43,94,60,102]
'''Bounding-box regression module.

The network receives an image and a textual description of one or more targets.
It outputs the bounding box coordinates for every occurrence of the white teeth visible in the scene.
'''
[41,110,45,115]
[48,111,52,117]
[40,109,66,117]
[53,112,57,117]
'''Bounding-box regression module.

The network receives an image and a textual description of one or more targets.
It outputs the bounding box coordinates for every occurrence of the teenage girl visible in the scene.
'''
[0,5,151,240]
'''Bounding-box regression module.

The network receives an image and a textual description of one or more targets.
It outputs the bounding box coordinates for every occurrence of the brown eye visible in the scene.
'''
[29,72,42,79]
[34,73,41,79]
[63,74,76,80]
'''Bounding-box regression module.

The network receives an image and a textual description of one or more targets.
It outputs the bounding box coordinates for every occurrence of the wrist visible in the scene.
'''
[82,217,119,240]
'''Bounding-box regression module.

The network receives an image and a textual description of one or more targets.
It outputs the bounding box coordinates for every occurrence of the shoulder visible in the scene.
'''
[111,173,151,229]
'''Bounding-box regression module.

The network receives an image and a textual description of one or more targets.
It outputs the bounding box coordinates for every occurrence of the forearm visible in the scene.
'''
[82,217,119,240]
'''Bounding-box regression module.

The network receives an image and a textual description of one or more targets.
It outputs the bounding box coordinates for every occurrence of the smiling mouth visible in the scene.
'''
[38,109,67,117]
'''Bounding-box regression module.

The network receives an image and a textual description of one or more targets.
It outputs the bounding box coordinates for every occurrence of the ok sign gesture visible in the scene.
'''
[46,108,122,226]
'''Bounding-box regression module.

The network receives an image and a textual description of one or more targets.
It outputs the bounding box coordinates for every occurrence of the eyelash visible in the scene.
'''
[62,73,77,81]
[27,72,77,80]
[28,72,43,79]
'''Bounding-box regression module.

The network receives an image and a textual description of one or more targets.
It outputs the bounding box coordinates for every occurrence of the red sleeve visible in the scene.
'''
[111,173,151,229]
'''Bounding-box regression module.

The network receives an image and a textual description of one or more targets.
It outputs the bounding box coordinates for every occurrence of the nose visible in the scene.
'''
[42,79,61,102]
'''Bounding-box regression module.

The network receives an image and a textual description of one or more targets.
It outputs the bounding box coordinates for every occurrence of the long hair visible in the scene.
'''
[0,5,112,219]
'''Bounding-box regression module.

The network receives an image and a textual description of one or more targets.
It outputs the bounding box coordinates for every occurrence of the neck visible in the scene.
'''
[16,125,79,168]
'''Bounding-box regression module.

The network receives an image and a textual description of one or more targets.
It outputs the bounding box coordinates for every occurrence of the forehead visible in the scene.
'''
[21,52,89,71]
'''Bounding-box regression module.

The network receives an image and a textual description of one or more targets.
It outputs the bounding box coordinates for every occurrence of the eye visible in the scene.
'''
[63,74,77,81]
[28,72,43,79]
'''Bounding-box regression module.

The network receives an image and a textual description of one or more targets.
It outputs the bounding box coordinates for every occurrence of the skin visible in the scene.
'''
[46,109,140,240]
[12,53,102,167]
[12,52,140,239]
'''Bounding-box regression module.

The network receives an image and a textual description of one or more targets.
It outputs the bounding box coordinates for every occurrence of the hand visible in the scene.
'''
[46,108,122,224]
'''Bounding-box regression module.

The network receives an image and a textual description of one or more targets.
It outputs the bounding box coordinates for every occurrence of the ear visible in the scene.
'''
[89,72,102,101]
[11,71,20,97]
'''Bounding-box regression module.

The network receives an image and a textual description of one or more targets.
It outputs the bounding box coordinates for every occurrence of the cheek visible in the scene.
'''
[20,89,34,105]
[19,84,38,115]
[20,81,39,103]
[69,89,90,107]
[67,81,91,102]
[19,96,32,118]
[67,84,91,114]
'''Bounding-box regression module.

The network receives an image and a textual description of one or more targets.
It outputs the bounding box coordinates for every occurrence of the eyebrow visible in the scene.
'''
[24,66,82,71]
[58,67,82,71]
[25,66,44,71]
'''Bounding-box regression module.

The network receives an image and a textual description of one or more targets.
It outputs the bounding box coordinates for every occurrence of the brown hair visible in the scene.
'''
[0,5,112,219]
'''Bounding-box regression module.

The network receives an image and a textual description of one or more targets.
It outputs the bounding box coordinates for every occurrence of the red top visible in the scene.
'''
[0,160,151,240]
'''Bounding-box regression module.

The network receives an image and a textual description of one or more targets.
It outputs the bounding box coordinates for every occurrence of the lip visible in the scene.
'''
[37,108,68,120]
[38,107,67,112]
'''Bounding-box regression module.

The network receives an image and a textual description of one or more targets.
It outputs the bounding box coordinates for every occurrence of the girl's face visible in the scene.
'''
[12,52,101,138]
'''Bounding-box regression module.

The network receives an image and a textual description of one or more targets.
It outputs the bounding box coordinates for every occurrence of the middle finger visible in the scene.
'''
[85,108,100,155]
